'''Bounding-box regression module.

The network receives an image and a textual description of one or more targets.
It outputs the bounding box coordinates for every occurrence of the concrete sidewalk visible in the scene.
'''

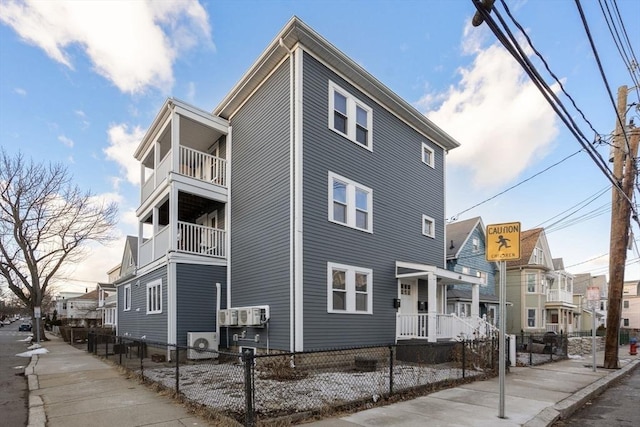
[24,335,639,427]
[25,335,214,427]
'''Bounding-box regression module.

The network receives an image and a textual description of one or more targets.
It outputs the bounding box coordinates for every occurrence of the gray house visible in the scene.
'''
[445,217,498,326]
[116,16,486,356]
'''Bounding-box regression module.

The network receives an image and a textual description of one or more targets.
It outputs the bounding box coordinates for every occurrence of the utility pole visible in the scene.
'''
[604,85,639,369]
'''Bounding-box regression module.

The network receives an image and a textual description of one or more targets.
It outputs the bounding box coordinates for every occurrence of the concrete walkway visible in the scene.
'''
[24,335,639,427]
[25,336,214,427]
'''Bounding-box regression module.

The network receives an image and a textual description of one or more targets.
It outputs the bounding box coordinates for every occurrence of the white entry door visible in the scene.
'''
[400,281,417,314]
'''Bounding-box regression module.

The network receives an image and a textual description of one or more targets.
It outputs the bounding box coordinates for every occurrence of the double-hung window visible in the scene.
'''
[123,284,131,311]
[329,172,372,232]
[527,308,536,328]
[146,279,162,314]
[328,262,373,314]
[329,81,373,149]
[526,273,537,293]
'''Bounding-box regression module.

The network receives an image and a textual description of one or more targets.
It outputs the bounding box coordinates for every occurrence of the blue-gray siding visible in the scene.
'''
[176,263,226,347]
[447,224,497,296]
[301,52,446,349]
[229,58,291,350]
[117,266,167,342]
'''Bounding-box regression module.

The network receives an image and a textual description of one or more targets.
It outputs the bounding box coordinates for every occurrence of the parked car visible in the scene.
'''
[18,323,32,332]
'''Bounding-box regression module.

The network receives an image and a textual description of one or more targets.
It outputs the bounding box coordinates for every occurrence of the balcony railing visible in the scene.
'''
[141,147,227,202]
[177,221,226,258]
[179,146,226,186]
[396,313,498,341]
[547,289,573,304]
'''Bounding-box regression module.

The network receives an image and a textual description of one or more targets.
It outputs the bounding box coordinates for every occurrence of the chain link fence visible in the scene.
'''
[515,331,568,366]
[83,332,499,426]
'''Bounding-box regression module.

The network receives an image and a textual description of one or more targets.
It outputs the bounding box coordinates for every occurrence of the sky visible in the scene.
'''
[1,0,639,294]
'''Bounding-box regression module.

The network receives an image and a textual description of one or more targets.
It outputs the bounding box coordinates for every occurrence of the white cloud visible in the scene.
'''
[421,27,559,189]
[0,0,212,94]
[104,123,145,186]
[14,87,26,96]
[58,134,74,147]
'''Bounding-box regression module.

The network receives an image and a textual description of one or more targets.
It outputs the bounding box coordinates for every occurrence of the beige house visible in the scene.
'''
[502,228,576,334]
[622,280,640,329]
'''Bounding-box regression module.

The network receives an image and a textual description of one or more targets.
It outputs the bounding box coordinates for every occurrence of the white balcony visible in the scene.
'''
[138,222,226,266]
[141,147,227,204]
[396,313,498,341]
[547,289,573,304]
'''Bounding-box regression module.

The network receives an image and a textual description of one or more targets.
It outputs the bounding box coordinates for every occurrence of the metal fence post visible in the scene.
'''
[389,346,394,395]
[105,334,109,358]
[462,341,466,378]
[243,349,255,427]
[175,345,180,395]
[118,336,123,365]
[140,341,144,379]
[528,335,533,365]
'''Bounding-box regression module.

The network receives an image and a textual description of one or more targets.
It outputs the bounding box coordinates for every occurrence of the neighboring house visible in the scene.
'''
[63,290,101,327]
[54,291,85,319]
[97,283,116,329]
[546,258,576,333]
[117,16,486,356]
[622,280,640,329]
[574,273,608,327]
[503,231,577,335]
[445,217,498,325]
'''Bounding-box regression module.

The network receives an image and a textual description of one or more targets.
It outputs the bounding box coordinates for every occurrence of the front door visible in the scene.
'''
[400,281,417,314]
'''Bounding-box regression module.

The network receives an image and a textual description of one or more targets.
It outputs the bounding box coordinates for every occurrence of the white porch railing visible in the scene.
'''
[178,221,226,258]
[547,289,573,304]
[397,313,498,341]
[179,146,227,186]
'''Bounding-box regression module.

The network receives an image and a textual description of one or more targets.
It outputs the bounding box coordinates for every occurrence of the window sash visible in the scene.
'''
[327,262,372,314]
[146,280,162,314]
[422,214,435,238]
[421,142,435,168]
[329,172,372,232]
[329,81,372,149]
[124,285,131,311]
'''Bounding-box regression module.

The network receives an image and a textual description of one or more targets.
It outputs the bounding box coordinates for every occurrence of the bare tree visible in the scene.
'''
[0,150,118,339]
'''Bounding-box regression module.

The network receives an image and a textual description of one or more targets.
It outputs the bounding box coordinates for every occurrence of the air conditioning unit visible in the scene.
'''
[187,332,218,360]
[218,308,238,326]
[238,306,269,326]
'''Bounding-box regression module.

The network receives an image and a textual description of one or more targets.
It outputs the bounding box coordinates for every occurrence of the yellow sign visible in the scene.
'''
[486,222,521,261]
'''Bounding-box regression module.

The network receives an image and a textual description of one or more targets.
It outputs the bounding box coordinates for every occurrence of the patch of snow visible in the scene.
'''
[27,343,42,350]
[16,348,49,358]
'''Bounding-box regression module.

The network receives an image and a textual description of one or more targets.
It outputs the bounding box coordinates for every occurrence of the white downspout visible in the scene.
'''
[216,282,221,348]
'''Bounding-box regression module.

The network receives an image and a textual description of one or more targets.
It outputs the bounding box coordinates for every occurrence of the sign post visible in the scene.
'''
[34,306,41,344]
[486,222,520,419]
[587,287,600,372]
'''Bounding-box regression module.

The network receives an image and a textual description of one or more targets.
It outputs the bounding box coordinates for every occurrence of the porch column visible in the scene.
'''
[427,272,437,343]
[471,283,479,318]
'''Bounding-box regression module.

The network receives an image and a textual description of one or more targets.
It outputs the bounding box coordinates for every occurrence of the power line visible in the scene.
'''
[451,149,583,220]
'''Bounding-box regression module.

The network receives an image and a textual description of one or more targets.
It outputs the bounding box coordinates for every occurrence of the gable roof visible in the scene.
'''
[506,228,544,268]
[67,289,100,301]
[213,16,460,152]
[446,217,483,259]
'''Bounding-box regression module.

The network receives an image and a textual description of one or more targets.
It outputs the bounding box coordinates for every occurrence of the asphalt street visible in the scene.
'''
[0,321,31,427]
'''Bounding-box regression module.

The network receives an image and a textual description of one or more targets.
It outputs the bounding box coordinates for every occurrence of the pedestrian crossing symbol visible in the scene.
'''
[486,222,521,261]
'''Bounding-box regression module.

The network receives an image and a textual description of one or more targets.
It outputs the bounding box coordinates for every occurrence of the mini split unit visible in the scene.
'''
[218,305,269,327]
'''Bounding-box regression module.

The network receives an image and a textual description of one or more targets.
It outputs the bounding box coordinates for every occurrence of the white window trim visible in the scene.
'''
[327,262,373,314]
[526,308,537,328]
[123,284,131,312]
[328,81,373,151]
[422,214,435,238]
[328,171,373,233]
[146,279,162,315]
[526,273,537,293]
[421,142,435,168]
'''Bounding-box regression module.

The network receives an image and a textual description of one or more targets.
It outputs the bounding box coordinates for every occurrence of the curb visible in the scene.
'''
[26,354,45,427]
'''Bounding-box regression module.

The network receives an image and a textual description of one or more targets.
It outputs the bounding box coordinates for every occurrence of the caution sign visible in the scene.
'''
[486,222,521,261]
